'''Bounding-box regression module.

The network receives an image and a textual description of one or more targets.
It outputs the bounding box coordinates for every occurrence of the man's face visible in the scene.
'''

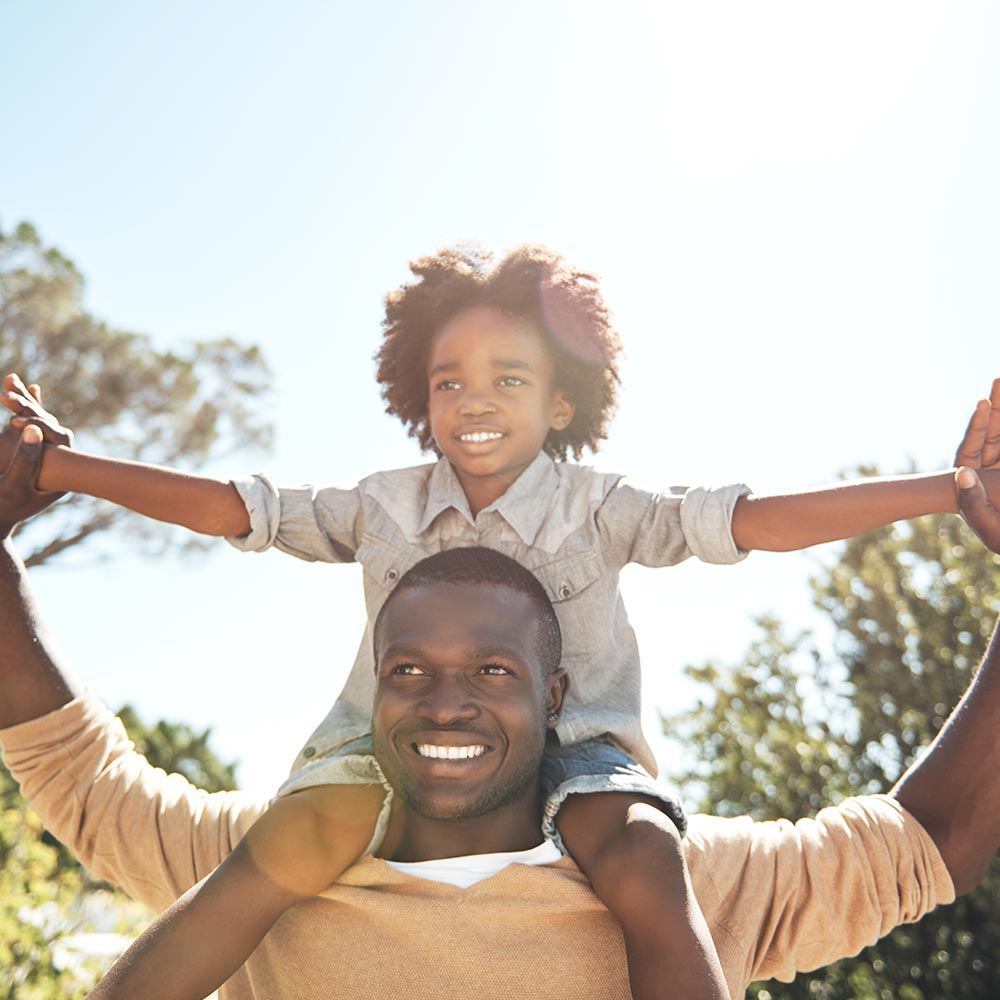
[426,306,574,508]
[372,580,565,822]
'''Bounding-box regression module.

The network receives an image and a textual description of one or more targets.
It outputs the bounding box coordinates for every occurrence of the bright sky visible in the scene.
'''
[2,2,998,798]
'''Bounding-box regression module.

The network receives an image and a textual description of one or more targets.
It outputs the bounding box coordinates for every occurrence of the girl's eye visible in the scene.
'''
[498,376,526,388]
[434,379,461,392]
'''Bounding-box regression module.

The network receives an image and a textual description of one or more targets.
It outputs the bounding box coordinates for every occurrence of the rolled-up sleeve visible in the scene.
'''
[685,796,955,995]
[226,474,363,563]
[1,692,267,913]
[597,481,750,568]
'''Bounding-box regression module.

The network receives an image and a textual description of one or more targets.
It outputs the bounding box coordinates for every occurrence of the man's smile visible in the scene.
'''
[413,743,490,760]
[399,729,501,772]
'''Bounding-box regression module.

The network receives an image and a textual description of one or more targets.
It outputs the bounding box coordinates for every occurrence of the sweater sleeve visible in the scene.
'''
[0,691,268,913]
[225,473,364,563]
[684,795,956,993]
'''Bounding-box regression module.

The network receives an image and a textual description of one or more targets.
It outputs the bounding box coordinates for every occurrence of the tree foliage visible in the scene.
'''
[1,219,264,991]
[1,220,273,567]
[665,504,1000,998]
[1,707,239,997]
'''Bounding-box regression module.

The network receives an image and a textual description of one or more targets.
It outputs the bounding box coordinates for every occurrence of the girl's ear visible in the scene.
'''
[550,392,575,431]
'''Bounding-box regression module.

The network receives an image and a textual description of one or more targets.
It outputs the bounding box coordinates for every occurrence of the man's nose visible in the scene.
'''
[417,675,480,725]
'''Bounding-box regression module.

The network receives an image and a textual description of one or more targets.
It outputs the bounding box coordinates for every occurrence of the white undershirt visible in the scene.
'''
[384,839,562,888]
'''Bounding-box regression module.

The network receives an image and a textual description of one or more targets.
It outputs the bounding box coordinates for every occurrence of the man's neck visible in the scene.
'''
[378,797,546,863]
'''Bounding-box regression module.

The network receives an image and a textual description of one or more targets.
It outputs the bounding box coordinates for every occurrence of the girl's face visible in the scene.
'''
[426,305,574,514]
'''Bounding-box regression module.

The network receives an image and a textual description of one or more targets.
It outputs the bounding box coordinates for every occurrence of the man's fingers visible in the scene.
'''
[0,423,65,532]
[982,377,1000,468]
[954,399,989,467]
[956,466,1000,553]
[5,424,44,486]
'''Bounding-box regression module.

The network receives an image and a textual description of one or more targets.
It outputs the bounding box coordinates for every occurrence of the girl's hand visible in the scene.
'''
[2,372,74,448]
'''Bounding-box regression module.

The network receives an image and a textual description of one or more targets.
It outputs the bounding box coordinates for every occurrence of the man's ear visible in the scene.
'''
[550,392,575,431]
[545,668,569,727]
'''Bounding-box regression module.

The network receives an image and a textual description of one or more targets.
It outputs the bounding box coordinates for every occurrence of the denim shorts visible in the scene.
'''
[275,735,685,856]
[539,738,686,851]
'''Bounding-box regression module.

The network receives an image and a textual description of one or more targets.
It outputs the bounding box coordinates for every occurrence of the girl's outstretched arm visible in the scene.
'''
[2,372,250,537]
[731,381,1000,552]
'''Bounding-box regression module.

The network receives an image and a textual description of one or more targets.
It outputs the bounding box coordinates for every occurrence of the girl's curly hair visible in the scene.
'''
[375,244,622,461]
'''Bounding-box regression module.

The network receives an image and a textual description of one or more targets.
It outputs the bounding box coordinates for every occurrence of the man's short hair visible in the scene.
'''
[372,547,562,675]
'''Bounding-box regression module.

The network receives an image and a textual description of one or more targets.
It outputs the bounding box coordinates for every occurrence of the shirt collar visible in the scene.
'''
[417,451,559,545]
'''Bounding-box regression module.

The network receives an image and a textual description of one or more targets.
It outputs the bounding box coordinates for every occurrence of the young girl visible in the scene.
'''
[6,245,999,1000]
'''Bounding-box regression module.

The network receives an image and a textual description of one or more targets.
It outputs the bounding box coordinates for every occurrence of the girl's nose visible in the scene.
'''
[459,389,498,416]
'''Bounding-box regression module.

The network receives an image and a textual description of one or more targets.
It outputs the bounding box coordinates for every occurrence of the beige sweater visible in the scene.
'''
[2,693,954,999]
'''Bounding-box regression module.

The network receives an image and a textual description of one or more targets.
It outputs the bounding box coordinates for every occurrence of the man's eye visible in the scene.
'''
[392,663,425,676]
[498,376,526,388]
[479,663,512,676]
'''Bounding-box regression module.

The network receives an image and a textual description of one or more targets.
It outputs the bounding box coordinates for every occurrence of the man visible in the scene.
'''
[2,423,1000,999]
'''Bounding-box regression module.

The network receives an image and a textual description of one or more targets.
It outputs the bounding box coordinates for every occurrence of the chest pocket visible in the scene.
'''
[528,550,603,605]
[356,536,427,593]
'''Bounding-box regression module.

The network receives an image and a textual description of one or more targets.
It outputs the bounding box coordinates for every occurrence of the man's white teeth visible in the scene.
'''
[415,744,487,760]
[459,431,503,443]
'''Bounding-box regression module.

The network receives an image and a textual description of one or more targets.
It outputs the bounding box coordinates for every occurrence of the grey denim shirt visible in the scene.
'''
[229,452,749,777]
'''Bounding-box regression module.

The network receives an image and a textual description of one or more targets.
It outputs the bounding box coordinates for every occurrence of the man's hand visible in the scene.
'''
[954,378,1000,470]
[0,424,65,537]
[956,466,1000,553]
[2,372,73,447]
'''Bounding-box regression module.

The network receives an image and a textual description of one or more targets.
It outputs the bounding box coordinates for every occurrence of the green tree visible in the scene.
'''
[666,504,1000,999]
[1,219,260,992]
[1,219,273,568]
[1,707,239,998]
[115,705,239,792]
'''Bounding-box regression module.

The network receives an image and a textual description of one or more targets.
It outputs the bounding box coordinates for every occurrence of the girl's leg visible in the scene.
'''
[89,782,387,999]
[269,782,389,877]
[556,791,730,1000]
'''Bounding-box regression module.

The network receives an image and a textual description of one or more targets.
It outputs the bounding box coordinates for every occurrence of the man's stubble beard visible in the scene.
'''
[374,717,548,822]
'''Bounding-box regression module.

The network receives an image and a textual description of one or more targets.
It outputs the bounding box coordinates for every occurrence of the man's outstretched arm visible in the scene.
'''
[0,424,83,727]
[0,424,265,914]
[890,467,1000,895]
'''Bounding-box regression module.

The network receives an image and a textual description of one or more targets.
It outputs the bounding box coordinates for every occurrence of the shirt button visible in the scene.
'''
[303,746,316,759]
[559,582,572,599]
[386,568,399,584]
